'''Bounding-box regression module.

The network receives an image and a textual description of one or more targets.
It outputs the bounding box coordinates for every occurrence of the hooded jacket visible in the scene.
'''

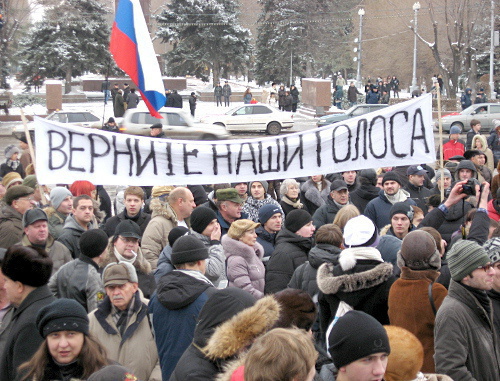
[434,280,500,380]
[149,270,216,381]
[288,243,341,297]
[0,205,23,249]
[317,247,395,337]
[89,291,161,381]
[364,189,416,230]
[44,206,68,240]
[241,195,282,223]
[470,135,494,174]
[56,214,90,259]
[222,235,265,299]
[312,195,346,229]
[48,254,104,312]
[18,234,71,275]
[170,291,280,381]
[142,199,190,270]
[264,228,313,294]
[350,182,380,214]
[300,179,331,216]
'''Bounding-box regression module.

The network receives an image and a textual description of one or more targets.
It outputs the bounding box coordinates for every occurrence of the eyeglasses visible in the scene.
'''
[477,263,493,272]
[17,196,35,202]
[118,236,139,244]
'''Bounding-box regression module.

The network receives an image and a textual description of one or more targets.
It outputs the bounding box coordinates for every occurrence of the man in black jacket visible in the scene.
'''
[404,165,432,214]
[350,169,379,214]
[0,245,55,380]
[103,186,151,237]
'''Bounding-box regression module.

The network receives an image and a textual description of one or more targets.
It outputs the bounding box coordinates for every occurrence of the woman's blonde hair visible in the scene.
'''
[19,335,108,381]
[244,327,317,381]
[333,204,360,231]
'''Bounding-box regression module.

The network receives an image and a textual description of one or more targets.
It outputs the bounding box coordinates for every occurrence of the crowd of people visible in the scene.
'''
[0,126,499,381]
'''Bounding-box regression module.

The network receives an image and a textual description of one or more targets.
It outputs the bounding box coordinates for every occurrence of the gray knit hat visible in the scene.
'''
[248,180,269,193]
[483,238,500,264]
[4,144,19,159]
[50,187,72,210]
[447,240,490,281]
[398,230,441,270]
[456,160,476,175]
[435,168,451,181]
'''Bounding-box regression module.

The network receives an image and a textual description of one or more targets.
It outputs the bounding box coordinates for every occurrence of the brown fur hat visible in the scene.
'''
[273,289,317,331]
[384,325,424,381]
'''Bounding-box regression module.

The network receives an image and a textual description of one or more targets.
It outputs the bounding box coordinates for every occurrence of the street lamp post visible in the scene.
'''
[411,2,420,93]
[356,8,365,89]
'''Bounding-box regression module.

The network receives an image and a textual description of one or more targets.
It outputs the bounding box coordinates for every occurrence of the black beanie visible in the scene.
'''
[36,298,89,338]
[191,206,217,234]
[171,235,209,265]
[168,226,190,247]
[328,311,390,369]
[382,171,401,185]
[79,229,109,258]
[389,202,414,221]
[285,209,312,233]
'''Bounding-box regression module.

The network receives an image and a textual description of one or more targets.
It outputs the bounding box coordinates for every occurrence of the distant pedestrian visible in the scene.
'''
[243,88,252,104]
[278,85,286,111]
[284,91,293,111]
[334,85,343,109]
[391,76,400,98]
[460,88,472,110]
[222,81,232,106]
[214,83,223,106]
[126,88,140,109]
[290,85,299,112]
[347,82,362,107]
[113,89,125,117]
[101,79,110,104]
[475,88,487,104]
[189,92,197,117]
[381,90,390,104]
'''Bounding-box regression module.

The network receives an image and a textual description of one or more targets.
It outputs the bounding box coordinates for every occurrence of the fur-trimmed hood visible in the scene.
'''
[317,259,393,295]
[301,179,330,207]
[150,197,178,221]
[102,239,151,274]
[203,295,280,361]
[221,234,264,261]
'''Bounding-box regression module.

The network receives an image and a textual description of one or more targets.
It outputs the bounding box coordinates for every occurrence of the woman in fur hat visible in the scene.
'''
[222,219,265,299]
[0,144,24,178]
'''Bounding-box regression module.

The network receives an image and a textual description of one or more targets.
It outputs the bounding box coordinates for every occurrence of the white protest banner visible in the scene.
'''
[35,94,435,186]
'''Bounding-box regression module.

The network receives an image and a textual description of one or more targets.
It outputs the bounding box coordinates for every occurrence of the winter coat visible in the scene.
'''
[222,235,265,299]
[222,84,232,97]
[101,243,156,299]
[437,200,473,244]
[290,87,299,104]
[404,182,433,214]
[126,92,140,109]
[388,267,447,373]
[0,205,24,249]
[349,182,380,214]
[142,198,187,270]
[364,189,416,230]
[471,134,494,173]
[264,228,313,294]
[334,85,343,101]
[189,95,197,110]
[45,207,68,240]
[89,292,161,381]
[149,270,216,381]
[279,196,303,216]
[366,90,380,104]
[241,194,282,223]
[155,231,226,288]
[214,85,223,97]
[487,199,500,221]
[434,280,500,380]
[300,179,331,216]
[114,93,125,117]
[37,359,86,381]
[0,286,56,381]
[460,88,472,110]
[168,92,183,108]
[347,86,361,103]
[56,214,90,259]
[278,89,286,106]
[243,93,252,104]
[0,162,24,178]
[18,234,71,275]
[488,289,500,339]
[283,95,293,111]
[171,294,280,381]
[288,243,341,297]
[439,138,466,161]
[48,255,104,312]
[255,226,276,261]
[317,249,395,336]
[487,131,500,160]
[103,210,151,237]
[312,195,346,229]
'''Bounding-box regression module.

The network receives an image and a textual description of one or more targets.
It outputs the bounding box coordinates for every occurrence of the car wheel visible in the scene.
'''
[451,122,464,131]
[267,122,281,135]
[201,134,217,141]
[214,122,225,127]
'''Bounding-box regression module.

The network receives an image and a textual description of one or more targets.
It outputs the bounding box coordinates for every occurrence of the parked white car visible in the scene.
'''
[120,107,230,140]
[200,104,294,135]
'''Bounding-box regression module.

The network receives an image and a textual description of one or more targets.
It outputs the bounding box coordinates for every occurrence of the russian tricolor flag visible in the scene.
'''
[110,0,166,118]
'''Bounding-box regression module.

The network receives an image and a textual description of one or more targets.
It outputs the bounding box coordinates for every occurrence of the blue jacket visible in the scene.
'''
[363,190,416,230]
[255,226,276,260]
[149,271,216,381]
[366,90,380,104]
[460,88,472,110]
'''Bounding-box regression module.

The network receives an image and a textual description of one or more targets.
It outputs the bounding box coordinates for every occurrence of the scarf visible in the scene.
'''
[114,247,137,265]
[281,195,303,209]
[6,159,19,171]
[339,247,384,271]
[385,189,408,204]
[177,269,214,286]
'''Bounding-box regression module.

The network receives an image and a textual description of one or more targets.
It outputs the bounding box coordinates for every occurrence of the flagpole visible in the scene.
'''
[436,83,444,202]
